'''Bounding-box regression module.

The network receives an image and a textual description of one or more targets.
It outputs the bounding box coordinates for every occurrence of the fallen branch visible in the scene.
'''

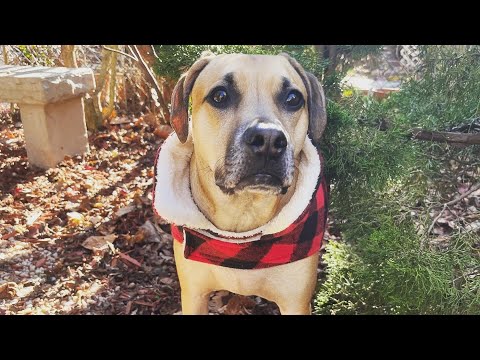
[411,128,480,145]
[425,182,480,247]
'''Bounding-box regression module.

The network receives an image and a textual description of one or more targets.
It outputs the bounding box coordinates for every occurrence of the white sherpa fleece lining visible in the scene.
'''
[154,133,321,243]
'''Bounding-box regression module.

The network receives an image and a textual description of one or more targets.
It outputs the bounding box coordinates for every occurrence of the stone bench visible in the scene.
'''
[0,65,96,169]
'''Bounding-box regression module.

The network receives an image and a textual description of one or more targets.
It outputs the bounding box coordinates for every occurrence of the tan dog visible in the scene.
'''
[154,52,327,314]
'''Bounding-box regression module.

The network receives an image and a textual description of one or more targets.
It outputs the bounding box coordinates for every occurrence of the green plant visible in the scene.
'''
[393,45,480,131]
[16,45,56,66]
[314,46,480,314]
[315,222,480,315]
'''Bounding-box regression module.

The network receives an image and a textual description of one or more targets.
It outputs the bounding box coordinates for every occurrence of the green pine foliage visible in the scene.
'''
[315,46,480,315]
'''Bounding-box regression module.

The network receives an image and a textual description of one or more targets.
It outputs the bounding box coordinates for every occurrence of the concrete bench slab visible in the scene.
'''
[0,65,96,169]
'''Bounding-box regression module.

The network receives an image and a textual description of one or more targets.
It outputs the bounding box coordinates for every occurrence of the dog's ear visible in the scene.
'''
[280,53,327,146]
[170,54,214,143]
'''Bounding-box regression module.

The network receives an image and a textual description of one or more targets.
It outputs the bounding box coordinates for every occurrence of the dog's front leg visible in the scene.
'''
[174,239,213,315]
[180,290,210,315]
[277,301,312,315]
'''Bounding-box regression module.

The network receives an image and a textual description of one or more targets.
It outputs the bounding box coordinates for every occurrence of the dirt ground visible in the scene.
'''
[0,107,334,315]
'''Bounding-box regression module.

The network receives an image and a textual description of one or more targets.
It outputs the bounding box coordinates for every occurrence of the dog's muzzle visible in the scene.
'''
[215,121,294,195]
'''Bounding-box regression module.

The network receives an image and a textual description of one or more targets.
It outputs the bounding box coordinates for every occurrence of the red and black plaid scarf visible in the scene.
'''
[153,141,328,270]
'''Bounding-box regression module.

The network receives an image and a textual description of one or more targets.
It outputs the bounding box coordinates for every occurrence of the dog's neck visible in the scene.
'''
[190,152,298,233]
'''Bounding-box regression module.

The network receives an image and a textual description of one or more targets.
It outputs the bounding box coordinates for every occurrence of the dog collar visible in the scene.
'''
[170,175,328,269]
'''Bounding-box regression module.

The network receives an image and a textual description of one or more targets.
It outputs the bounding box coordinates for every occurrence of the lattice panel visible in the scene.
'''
[399,45,422,70]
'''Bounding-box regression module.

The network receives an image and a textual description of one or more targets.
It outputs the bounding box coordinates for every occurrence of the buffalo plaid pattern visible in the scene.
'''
[153,141,329,270]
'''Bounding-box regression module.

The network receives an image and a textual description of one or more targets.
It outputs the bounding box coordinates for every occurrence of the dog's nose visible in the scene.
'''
[243,123,288,159]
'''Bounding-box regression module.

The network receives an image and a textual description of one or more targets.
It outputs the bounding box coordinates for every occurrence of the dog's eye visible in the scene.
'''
[208,88,229,108]
[285,90,304,110]
[213,90,227,103]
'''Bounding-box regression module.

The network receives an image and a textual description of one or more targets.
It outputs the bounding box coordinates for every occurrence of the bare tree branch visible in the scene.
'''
[102,45,138,61]
[150,45,159,59]
[130,45,168,114]
[425,182,480,245]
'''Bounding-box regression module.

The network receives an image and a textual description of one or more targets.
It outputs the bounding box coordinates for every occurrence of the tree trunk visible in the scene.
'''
[314,45,339,79]
[60,45,77,67]
[85,46,112,131]
[326,45,338,77]
[2,45,7,65]
[314,45,327,78]
[103,45,118,119]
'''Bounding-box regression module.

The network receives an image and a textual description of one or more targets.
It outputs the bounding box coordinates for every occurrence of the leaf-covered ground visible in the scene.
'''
[1,107,334,315]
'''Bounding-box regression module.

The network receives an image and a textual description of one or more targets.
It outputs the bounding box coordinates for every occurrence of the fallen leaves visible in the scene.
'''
[224,295,257,315]
[82,234,118,252]
[118,252,142,267]
[67,212,85,227]
[26,210,43,226]
[35,258,47,267]
[115,205,136,218]
[0,282,18,299]
[128,220,162,245]
[159,277,173,285]
[2,231,16,240]
[110,117,131,125]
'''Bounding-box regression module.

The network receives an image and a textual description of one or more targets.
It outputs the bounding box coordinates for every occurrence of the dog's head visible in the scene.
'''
[170,52,327,196]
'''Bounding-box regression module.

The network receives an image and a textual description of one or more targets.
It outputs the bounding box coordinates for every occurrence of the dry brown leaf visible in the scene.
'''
[35,258,47,267]
[26,210,43,226]
[125,301,133,315]
[110,116,131,125]
[115,205,136,218]
[465,221,480,232]
[458,183,471,194]
[89,216,103,225]
[160,277,173,285]
[432,228,444,235]
[118,252,142,267]
[224,295,256,315]
[134,300,155,307]
[0,282,18,299]
[130,220,160,245]
[210,291,230,312]
[2,231,16,240]
[67,212,84,227]
[82,234,117,251]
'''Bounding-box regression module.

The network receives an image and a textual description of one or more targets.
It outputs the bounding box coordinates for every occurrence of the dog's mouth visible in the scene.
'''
[217,172,289,195]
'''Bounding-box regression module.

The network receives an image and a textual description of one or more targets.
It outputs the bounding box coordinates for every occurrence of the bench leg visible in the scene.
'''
[20,97,89,169]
